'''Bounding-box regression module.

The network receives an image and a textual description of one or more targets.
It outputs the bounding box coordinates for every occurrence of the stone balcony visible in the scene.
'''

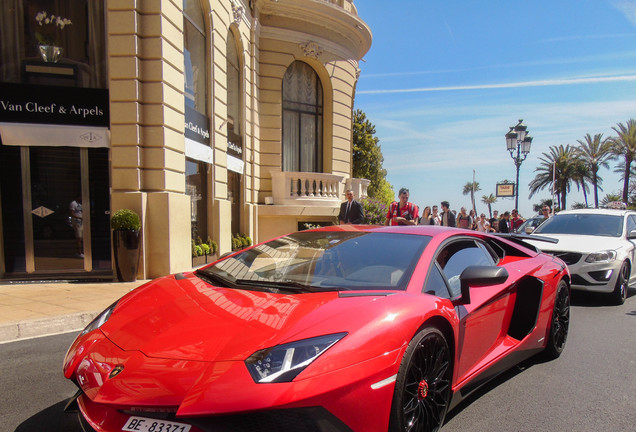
[266,170,369,207]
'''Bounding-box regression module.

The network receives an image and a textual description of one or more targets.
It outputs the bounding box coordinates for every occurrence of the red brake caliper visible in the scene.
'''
[417,380,429,400]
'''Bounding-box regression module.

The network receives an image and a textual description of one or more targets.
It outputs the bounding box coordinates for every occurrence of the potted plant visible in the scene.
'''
[111,209,141,282]
[34,11,72,63]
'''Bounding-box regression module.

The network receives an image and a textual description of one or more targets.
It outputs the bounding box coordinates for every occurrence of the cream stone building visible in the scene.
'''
[0,0,371,282]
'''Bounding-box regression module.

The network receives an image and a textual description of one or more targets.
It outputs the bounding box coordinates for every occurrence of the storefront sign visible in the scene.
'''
[185,106,210,145]
[184,106,213,163]
[227,140,244,174]
[0,82,109,127]
[496,182,515,197]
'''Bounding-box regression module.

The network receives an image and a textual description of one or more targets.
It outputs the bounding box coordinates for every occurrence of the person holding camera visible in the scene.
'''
[385,188,419,226]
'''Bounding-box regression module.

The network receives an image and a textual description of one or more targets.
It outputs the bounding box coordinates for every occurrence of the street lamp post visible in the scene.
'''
[505,119,533,210]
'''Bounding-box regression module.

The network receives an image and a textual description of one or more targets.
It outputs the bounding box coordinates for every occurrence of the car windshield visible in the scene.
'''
[197,231,431,292]
[533,213,623,237]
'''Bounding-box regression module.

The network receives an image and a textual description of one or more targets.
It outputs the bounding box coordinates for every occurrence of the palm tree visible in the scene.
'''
[609,119,636,202]
[571,161,591,208]
[481,194,497,218]
[533,198,554,213]
[576,133,612,208]
[528,144,579,210]
[462,181,480,214]
[601,193,622,207]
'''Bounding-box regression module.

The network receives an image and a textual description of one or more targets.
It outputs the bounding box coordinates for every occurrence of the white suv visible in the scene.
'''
[527,208,636,305]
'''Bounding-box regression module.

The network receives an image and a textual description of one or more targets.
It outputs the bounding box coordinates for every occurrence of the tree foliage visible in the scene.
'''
[352,109,393,205]
[481,193,497,218]
[528,144,582,210]
[609,119,636,203]
[576,133,612,208]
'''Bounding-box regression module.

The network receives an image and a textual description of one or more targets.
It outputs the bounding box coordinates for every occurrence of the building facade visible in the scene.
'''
[0,0,371,281]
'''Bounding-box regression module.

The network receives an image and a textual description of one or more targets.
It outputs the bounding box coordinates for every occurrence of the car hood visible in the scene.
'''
[102,274,384,362]
[528,233,627,254]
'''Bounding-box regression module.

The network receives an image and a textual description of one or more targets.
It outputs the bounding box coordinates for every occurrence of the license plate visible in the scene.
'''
[122,416,191,432]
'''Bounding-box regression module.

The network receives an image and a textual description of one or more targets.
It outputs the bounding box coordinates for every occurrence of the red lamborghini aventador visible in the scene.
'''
[63,225,570,432]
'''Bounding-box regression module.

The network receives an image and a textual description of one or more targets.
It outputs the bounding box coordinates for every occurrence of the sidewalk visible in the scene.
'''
[0,280,149,343]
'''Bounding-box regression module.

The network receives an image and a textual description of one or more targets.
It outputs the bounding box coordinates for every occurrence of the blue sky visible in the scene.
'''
[354,0,636,218]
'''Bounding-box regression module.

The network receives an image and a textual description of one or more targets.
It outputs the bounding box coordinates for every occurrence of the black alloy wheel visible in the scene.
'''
[390,327,452,432]
[611,262,629,305]
[544,279,570,359]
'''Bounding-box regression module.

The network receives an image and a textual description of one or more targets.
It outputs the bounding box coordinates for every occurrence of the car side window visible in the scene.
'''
[627,215,636,237]
[423,263,451,299]
[436,239,496,298]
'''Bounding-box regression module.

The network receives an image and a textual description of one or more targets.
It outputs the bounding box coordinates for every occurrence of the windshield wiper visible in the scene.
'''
[233,278,317,293]
[195,269,235,287]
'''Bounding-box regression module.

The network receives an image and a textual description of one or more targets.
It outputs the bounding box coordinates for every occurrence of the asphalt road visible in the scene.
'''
[1,291,635,432]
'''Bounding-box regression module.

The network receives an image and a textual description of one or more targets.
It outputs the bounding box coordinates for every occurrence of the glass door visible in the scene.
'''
[1,145,111,279]
[28,147,86,271]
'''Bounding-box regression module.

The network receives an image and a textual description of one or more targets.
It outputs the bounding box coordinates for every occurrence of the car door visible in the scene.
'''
[625,215,636,285]
[433,237,513,384]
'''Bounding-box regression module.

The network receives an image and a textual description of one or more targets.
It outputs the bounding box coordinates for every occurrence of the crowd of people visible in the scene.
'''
[339,187,552,232]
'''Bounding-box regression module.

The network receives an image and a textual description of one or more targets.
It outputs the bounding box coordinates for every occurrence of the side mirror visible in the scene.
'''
[628,230,636,240]
[459,266,509,304]
[525,226,534,234]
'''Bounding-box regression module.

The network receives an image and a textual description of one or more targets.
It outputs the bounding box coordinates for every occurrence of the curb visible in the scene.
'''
[0,311,100,343]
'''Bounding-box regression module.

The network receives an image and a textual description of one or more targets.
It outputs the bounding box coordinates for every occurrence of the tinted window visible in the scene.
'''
[534,213,623,237]
[627,215,636,236]
[424,264,451,299]
[437,240,496,297]
[201,231,431,291]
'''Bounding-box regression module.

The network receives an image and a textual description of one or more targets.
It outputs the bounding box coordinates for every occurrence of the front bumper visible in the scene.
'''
[64,331,402,432]
[564,260,620,293]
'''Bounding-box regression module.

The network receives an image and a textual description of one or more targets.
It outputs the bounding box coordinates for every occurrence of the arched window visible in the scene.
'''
[183,0,206,113]
[226,31,242,235]
[183,0,209,242]
[282,61,323,172]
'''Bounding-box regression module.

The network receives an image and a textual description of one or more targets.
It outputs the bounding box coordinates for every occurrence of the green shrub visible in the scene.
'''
[206,236,218,254]
[361,197,387,225]
[201,243,210,255]
[111,209,141,231]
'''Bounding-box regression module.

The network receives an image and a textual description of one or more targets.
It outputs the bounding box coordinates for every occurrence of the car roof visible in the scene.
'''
[553,208,636,217]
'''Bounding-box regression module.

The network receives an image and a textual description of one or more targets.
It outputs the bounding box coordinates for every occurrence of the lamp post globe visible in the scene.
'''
[505,119,532,210]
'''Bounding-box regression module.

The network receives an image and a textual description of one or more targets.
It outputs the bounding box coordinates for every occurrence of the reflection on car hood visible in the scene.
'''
[102,274,381,362]
[528,233,627,254]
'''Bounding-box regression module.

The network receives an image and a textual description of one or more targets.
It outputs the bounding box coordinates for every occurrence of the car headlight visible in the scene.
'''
[80,301,118,335]
[245,333,347,383]
[585,250,617,263]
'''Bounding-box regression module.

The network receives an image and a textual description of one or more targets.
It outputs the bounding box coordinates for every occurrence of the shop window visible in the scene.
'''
[0,0,106,88]
[183,0,209,243]
[282,61,323,173]
[227,30,242,235]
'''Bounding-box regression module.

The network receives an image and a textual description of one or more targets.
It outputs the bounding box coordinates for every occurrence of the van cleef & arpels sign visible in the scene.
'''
[0,82,109,127]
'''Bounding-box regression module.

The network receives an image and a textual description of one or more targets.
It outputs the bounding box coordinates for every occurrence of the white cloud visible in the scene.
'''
[358,74,636,95]
[614,0,636,26]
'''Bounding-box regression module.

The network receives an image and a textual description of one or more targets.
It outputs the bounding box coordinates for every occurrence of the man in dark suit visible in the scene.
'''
[338,189,364,224]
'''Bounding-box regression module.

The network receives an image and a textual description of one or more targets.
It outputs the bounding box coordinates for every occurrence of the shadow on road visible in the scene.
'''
[443,356,537,426]
[14,399,82,432]
[570,287,634,307]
